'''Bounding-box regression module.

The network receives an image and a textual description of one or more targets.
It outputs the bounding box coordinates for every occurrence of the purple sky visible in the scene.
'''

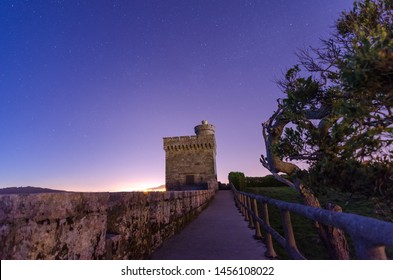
[0,0,354,192]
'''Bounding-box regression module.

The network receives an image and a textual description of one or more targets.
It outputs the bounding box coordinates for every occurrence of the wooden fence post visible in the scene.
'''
[239,193,240,215]
[280,209,300,258]
[235,192,240,209]
[243,195,249,221]
[353,239,387,260]
[247,196,255,228]
[262,202,277,258]
[253,198,262,239]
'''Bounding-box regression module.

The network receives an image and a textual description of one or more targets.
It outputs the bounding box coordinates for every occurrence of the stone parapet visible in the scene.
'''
[0,189,215,260]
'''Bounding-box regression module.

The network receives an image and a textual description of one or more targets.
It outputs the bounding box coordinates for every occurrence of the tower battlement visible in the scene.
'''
[163,135,216,152]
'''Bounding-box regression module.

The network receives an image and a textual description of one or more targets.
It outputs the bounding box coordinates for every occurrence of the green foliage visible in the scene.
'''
[245,175,289,188]
[304,159,393,199]
[333,0,393,161]
[228,172,246,191]
[258,2,393,259]
[271,0,393,200]
[338,0,393,96]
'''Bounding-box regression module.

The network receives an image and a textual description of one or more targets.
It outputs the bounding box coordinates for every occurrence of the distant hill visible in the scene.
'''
[0,186,67,194]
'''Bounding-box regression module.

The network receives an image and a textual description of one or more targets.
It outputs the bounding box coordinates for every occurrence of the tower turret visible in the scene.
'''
[194,120,215,136]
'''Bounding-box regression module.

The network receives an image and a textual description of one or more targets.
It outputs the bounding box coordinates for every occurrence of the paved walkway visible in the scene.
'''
[151,190,268,260]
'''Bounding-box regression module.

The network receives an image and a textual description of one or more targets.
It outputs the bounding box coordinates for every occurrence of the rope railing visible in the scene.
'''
[231,184,393,260]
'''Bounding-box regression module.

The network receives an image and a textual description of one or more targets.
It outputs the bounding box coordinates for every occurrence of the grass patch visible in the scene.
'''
[246,186,393,259]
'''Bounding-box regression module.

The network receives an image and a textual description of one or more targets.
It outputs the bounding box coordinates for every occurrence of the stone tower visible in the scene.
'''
[163,120,217,191]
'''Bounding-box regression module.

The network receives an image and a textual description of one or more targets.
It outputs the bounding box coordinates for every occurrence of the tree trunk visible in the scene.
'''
[298,184,350,259]
[262,108,350,259]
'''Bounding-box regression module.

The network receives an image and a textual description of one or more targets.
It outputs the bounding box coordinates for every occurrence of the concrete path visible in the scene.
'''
[151,190,268,260]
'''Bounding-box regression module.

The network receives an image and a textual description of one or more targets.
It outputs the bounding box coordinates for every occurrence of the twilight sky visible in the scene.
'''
[0,0,354,192]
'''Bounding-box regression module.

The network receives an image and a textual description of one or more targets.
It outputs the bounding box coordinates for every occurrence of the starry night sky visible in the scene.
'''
[0,0,354,192]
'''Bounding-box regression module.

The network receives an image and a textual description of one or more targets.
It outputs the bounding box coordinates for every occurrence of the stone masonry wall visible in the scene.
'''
[164,134,217,190]
[0,189,215,260]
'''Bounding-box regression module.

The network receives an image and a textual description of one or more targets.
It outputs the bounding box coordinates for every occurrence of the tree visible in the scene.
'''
[261,0,393,259]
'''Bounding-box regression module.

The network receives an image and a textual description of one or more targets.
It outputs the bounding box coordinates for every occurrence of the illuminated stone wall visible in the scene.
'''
[0,189,215,259]
[163,121,217,191]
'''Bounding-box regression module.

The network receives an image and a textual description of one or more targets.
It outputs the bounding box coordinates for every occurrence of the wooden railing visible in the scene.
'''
[231,185,393,259]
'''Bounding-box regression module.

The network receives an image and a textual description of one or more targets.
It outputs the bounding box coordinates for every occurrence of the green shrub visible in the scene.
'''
[228,172,246,191]
[245,175,289,188]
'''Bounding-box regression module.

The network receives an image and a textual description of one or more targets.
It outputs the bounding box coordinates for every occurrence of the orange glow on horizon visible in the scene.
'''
[114,181,165,192]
